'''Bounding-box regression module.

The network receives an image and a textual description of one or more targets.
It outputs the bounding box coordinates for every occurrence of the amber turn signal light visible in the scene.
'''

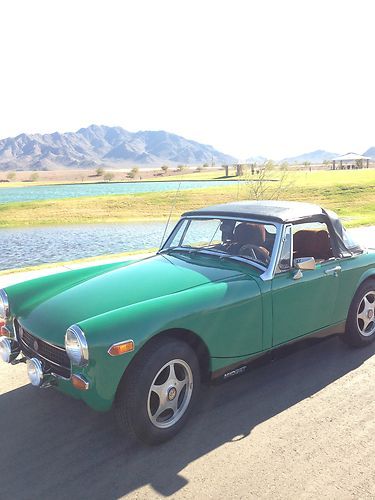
[108,340,134,356]
[0,325,9,336]
[71,374,89,391]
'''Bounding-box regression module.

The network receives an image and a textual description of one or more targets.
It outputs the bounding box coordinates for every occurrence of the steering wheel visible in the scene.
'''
[238,244,270,265]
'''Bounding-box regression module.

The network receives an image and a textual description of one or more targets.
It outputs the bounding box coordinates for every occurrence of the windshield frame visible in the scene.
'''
[159,215,284,281]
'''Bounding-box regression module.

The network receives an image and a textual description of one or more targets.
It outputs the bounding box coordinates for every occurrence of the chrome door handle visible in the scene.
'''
[324,265,342,276]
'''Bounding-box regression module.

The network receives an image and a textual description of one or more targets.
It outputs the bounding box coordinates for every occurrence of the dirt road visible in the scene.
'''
[1,335,375,499]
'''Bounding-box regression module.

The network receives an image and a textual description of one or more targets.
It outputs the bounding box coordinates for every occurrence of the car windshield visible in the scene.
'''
[161,218,277,268]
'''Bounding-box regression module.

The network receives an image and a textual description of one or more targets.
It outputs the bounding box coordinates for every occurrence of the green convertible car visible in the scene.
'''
[1,200,375,444]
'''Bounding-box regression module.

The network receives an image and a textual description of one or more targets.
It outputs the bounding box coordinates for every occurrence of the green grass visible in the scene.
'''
[0,169,374,228]
[0,169,232,189]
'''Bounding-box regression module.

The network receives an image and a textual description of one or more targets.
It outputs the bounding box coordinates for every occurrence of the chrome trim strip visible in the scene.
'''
[260,222,284,281]
[51,372,70,381]
[0,289,10,319]
[179,219,191,246]
[289,224,294,269]
[8,319,17,340]
[273,223,293,275]
[178,215,279,224]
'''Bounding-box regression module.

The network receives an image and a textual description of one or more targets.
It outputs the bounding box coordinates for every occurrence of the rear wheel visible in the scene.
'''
[114,338,200,445]
[343,280,375,347]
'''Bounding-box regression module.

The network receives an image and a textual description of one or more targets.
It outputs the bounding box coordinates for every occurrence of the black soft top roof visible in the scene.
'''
[183,200,324,223]
[182,200,363,257]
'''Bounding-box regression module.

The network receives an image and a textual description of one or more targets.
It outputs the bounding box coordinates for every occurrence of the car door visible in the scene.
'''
[271,222,341,346]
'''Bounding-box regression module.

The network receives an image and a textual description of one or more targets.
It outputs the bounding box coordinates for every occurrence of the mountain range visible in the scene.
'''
[282,148,375,164]
[282,149,339,164]
[363,147,375,158]
[0,125,373,170]
[0,125,236,171]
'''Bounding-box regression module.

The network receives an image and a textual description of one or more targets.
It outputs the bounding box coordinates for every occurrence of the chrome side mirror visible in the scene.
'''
[293,257,316,271]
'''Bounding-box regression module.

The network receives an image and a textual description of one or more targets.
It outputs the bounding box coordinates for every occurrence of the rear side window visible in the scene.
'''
[293,222,334,262]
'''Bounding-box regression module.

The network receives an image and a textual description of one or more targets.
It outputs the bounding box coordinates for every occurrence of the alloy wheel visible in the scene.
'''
[357,291,375,337]
[147,359,193,429]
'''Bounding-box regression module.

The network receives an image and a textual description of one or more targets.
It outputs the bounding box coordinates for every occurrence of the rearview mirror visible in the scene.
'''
[293,257,316,271]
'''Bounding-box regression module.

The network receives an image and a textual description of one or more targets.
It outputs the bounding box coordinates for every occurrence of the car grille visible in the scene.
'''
[15,320,71,378]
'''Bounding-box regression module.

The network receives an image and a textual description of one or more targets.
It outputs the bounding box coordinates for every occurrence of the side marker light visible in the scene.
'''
[108,340,135,357]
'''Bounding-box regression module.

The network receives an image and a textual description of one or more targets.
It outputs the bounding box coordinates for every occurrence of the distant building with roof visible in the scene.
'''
[332,152,370,170]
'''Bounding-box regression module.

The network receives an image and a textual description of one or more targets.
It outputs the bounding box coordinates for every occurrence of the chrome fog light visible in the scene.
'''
[26,358,44,386]
[0,337,20,363]
[0,337,12,363]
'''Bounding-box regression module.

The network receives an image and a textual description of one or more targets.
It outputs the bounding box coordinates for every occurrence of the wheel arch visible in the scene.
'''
[343,269,375,346]
[346,271,375,321]
[115,327,211,400]
[151,328,212,383]
[355,270,375,295]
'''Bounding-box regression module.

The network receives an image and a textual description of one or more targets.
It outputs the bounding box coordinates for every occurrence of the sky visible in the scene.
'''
[0,0,374,160]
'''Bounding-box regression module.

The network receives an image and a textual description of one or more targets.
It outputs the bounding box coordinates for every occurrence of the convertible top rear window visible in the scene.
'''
[324,209,363,256]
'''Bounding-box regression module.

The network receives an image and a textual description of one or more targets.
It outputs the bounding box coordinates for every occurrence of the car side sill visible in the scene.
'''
[211,320,346,381]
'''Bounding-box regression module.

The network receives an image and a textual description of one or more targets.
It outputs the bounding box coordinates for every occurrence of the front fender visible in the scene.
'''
[77,275,261,410]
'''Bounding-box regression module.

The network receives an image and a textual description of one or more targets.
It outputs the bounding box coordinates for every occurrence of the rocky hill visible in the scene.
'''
[282,149,338,164]
[363,147,375,159]
[0,125,237,170]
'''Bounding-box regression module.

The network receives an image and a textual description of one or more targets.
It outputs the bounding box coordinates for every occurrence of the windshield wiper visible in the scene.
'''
[158,246,198,255]
[159,246,267,269]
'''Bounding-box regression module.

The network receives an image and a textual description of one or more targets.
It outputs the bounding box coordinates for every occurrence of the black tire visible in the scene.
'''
[114,337,200,445]
[343,279,375,347]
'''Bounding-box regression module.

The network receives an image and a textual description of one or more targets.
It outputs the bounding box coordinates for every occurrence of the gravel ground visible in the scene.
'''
[1,336,375,499]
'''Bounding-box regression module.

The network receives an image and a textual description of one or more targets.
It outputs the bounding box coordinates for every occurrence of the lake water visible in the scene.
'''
[1,222,373,272]
[0,179,244,270]
[0,180,240,204]
[0,222,169,270]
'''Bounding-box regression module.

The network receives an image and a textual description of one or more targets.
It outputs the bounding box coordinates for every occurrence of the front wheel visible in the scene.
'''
[343,279,375,347]
[114,338,200,445]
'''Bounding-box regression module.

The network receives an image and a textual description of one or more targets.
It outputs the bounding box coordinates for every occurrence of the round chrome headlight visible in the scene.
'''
[26,357,43,386]
[0,289,10,321]
[65,325,88,366]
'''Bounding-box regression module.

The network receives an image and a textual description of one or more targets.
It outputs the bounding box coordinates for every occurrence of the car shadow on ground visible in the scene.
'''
[1,335,374,499]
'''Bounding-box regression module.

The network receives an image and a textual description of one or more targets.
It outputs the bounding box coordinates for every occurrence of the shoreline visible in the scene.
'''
[1,218,374,230]
[0,216,176,229]
[0,176,243,189]
[0,167,235,188]
[0,170,374,229]
[1,226,374,286]
[0,247,156,277]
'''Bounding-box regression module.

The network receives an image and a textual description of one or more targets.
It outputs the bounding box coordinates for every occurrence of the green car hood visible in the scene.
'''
[14,253,247,345]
